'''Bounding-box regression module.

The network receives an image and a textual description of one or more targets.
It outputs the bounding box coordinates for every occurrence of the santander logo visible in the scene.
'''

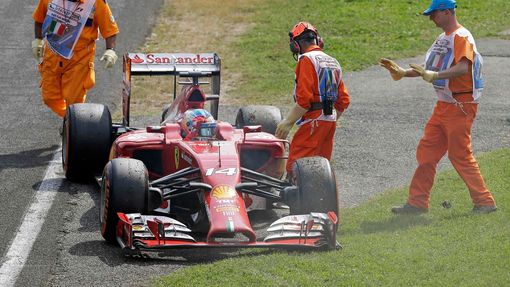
[174,54,214,64]
[130,55,144,64]
[130,54,214,65]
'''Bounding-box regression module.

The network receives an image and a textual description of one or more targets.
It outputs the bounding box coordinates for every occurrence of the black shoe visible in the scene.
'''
[391,203,428,214]
[472,205,497,214]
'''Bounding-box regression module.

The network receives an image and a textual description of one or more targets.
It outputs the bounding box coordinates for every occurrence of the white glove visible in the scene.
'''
[409,64,439,83]
[379,58,406,81]
[275,104,308,139]
[32,38,44,60]
[100,49,118,69]
[275,119,294,139]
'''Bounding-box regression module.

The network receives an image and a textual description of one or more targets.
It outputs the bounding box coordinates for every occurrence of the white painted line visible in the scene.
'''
[0,147,63,287]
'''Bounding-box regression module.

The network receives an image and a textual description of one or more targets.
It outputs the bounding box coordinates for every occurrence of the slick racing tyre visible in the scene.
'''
[62,103,112,182]
[235,105,282,135]
[289,156,339,216]
[100,158,149,244]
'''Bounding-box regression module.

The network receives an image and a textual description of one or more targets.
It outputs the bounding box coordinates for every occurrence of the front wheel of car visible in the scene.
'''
[288,156,339,217]
[100,158,149,244]
[235,105,282,135]
[62,103,112,182]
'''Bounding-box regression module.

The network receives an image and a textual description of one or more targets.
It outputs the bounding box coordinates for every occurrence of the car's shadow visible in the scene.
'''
[0,145,59,174]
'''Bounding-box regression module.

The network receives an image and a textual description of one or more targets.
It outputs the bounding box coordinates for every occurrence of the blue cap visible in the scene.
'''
[422,0,457,16]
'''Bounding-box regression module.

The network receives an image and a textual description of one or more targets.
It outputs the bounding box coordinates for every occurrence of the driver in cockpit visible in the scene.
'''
[180,109,217,140]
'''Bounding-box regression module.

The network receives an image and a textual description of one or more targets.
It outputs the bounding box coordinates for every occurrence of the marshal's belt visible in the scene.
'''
[309,102,323,111]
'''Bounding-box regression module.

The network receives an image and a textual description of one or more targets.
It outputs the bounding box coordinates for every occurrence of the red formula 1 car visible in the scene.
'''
[62,52,340,254]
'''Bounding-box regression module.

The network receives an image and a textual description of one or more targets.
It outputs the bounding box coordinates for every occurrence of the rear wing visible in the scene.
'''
[126,53,220,76]
[121,53,221,126]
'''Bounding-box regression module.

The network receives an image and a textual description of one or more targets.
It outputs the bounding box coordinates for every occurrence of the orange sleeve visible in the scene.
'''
[295,56,317,110]
[95,0,119,39]
[454,34,474,64]
[334,79,350,112]
[32,0,48,23]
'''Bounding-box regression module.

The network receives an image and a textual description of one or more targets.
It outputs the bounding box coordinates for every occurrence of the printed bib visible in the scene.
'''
[42,0,96,59]
[425,27,483,103]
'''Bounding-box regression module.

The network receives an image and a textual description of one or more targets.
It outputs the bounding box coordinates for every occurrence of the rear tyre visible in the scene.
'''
[100,158,149,244]
[235,105,282,135]
[289,156,339,216]
[62,103,112,182]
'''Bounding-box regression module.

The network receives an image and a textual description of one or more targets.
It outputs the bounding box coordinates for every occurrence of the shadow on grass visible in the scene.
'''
[359,215,432,234]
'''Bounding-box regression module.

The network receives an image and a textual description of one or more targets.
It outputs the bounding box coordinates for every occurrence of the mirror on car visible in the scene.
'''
[243,125,262,134]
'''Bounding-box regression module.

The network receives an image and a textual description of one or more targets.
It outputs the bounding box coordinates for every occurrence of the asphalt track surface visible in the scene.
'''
[0,1,509,285]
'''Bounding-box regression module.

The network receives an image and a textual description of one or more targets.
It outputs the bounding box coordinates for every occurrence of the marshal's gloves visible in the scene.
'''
[32,38,44,60]
[409,64,438,83]
[275,104,308,139]
[100,49,118,69]
[275,119,294,139]
[379,58,406,81]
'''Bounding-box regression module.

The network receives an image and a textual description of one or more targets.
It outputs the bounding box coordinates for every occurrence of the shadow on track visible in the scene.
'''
[0,145,59,173]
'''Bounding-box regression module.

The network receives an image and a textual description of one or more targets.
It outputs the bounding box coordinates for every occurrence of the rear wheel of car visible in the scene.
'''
[289,156,339,216]
[235,105,282,135]
[62,103,112,182]
[100,158,149,244]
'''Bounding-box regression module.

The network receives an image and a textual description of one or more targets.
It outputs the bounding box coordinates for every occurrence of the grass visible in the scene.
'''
[153,148,510,287]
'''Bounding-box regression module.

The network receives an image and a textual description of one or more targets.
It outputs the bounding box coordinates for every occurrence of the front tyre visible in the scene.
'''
[100,158,149,244]
[289,156,339,216]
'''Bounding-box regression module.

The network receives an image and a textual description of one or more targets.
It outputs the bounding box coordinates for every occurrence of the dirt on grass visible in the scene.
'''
[121,0,260,119]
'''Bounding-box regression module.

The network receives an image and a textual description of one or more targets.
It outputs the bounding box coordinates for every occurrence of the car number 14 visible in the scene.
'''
[205,167,237,176]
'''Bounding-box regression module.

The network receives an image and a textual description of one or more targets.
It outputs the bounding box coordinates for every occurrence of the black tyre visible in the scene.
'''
[289,156,339,216]
[62,103,112,182]
[100,158,149,244]
[235,105,282,135]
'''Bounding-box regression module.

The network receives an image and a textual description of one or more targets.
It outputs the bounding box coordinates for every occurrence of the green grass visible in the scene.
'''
[153,148,510,286]
[230,0,510,105]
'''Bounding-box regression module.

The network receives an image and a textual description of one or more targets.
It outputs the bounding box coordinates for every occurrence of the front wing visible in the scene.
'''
[116,212,340,253]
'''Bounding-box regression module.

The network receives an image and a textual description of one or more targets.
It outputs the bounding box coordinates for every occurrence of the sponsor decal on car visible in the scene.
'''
[128,54,214,65]
[215,206,239,216]
[132,225,145,231]
[181,152,192,165]
[131,54,144,64]
[211,185,236,199]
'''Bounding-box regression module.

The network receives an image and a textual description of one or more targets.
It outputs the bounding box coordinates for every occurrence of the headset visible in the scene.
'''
[289,22,324,57]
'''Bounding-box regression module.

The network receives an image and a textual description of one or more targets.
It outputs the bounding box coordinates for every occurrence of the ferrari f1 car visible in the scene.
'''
[62,52,340,253]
